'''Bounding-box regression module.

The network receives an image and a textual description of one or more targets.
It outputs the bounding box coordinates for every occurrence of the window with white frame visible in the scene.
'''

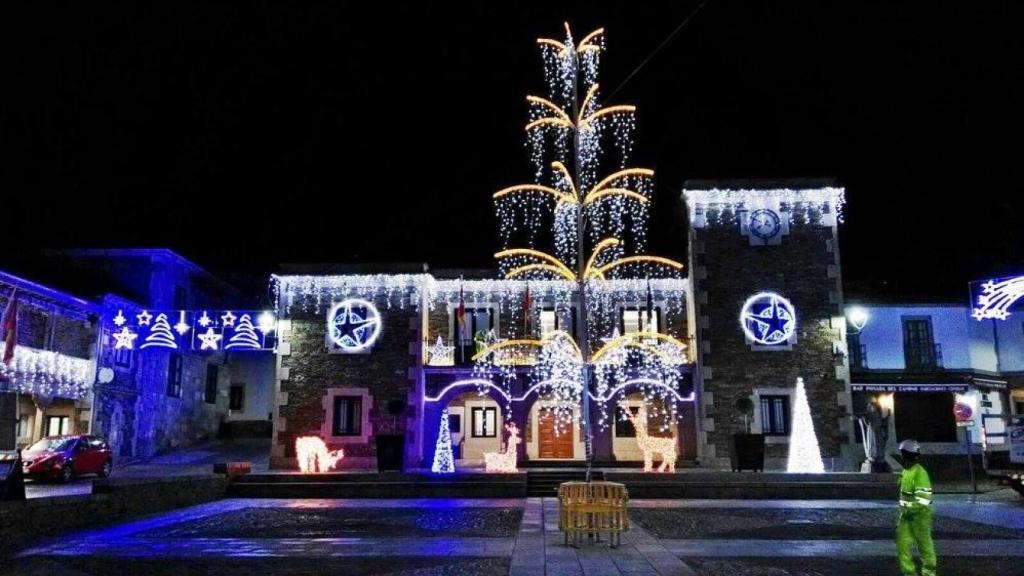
[621,308,660,334]
[471,406,497,438]
[46,415,69,436]
[540,310,557,337]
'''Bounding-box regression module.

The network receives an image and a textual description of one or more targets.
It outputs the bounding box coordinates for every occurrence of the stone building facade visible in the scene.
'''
[684,181,853,470]
[1,250,271,465]
[270,274,696,470]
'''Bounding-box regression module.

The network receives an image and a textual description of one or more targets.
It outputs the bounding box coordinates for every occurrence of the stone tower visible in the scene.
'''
[683,180,854,470]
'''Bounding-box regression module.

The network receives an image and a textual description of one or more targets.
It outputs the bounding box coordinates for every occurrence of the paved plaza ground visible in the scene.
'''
[8,493,1024,575]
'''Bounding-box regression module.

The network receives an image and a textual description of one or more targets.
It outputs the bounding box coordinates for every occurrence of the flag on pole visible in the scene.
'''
[456,283,467,363]
[522,283,532,336]
[2,290,18,365]
[645,279,654,332]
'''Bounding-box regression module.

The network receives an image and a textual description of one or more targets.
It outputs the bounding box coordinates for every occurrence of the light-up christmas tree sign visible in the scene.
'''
[476,24,688,478]
[787,378,825,473]
[431,408,455,474]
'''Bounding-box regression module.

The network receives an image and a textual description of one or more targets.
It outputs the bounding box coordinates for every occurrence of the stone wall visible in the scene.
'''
[691,216,852,470]
[272,296,420,469]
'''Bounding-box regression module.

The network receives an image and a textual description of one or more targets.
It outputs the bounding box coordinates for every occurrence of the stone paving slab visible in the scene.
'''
[507,498,697,576]
[660,538,1024,557]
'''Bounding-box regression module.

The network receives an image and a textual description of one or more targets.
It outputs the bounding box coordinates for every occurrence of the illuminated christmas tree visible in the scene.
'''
[474,23,688,478]
[787,378,825,473]
[431,408,455,474]
[141,313,177,349]
[226,314,261,350]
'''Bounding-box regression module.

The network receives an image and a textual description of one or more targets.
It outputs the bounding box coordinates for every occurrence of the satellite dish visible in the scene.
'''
[97,367,115,384]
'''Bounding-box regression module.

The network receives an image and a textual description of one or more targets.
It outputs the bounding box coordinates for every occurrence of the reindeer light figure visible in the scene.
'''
[621,404,677,473]
[295,436,344,473]
[483,423,521,473]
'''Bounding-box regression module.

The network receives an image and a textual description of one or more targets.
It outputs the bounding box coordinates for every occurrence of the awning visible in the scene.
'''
[851,383,969,393]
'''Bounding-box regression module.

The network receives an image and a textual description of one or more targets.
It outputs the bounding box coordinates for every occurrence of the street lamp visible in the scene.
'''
[847,306,870,332]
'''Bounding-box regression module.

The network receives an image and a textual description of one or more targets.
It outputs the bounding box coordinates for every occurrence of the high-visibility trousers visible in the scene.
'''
[897,508,937,576]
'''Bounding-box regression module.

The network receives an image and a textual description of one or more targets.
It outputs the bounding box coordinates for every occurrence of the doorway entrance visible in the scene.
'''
[537,411,574,459]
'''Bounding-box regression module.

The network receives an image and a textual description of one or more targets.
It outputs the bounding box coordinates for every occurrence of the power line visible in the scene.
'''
[607,0,712,101]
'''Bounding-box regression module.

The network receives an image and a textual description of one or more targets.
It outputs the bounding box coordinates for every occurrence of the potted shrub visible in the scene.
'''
[729,397,765,472]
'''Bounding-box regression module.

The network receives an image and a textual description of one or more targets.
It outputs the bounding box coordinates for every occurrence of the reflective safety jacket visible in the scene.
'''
[899,463,933,511]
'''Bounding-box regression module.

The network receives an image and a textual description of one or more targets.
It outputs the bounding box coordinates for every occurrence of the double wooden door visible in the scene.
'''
[538,411,574,459]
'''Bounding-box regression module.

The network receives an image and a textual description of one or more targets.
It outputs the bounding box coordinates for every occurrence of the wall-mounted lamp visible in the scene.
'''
[847,306,869,332]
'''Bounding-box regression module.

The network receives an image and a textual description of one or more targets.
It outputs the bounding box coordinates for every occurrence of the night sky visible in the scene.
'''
[3,2,1022,301]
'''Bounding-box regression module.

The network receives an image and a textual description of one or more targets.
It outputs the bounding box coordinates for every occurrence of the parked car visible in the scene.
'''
[21,435,112,482]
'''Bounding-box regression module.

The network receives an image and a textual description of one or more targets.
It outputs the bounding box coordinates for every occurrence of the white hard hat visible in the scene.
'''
[899,439,921,454]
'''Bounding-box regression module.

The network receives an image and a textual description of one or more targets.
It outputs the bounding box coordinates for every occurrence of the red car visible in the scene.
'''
[21,435,113,482]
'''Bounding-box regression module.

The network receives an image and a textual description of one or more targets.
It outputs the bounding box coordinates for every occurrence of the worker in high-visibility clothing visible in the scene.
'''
[896,439,937,576]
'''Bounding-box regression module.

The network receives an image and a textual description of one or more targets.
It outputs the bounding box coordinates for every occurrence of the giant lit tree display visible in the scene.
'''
[475,24,688,477]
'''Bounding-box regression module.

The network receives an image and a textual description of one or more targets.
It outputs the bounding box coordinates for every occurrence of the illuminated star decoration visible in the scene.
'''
[112,327,138,350]
[741,293,796,346]
[113,310,127,327]
[136,310,153,326]
[198,311,213,327]
[221,311,236,327]
[329,299,381,351]
[174,311,191,336]
[426,336,455,366]
[972,276,1024,321]
[196,328,222,351]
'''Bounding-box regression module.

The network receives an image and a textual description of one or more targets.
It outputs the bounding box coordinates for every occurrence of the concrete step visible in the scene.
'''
[228,472,528,498]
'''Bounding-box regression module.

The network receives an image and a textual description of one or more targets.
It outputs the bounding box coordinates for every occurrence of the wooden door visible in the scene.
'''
[538,411,574,459]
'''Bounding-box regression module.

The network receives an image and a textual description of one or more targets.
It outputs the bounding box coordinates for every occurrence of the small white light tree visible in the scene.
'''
[431,408,455,474]
[787,377,825,473]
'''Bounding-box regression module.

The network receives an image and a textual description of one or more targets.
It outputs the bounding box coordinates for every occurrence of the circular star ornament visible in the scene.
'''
[740,292,797,346]
[328,298,382,352]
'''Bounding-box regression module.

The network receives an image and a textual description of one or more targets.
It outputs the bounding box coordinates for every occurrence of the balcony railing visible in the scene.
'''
[905,342,944,371]
[425,334,697,367]
[849,343,868,370]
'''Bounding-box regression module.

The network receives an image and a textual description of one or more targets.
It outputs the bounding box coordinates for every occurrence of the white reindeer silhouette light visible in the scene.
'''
[622,404,677,473]
[483,423,521,473]
[295,436,344,473]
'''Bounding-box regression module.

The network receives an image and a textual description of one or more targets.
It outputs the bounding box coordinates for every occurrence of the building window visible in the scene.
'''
[540,310,557,337]
[539,308,576,338]
[902,317,937,369]
[621,308,660,335]
[332,396,362,436]
[204,364,219,404]
[453,307,495,363]
[471,406,497,438]
[449,413,462,434]
[166,353,183,398]
[45,415,69,436]
[229,384,245,411]
[112,345,133,371]
[760,395,790,436]
[615,405,639,438]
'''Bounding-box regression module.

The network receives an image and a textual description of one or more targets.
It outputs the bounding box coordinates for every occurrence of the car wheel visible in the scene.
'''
[60,463,74,483]
[99,459,112,478]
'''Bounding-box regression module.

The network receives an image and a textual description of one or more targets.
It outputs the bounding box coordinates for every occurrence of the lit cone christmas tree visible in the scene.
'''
[226,314,261,350]
[431,408,455,474]
[141,313,177,349]
[786,377,825,473]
